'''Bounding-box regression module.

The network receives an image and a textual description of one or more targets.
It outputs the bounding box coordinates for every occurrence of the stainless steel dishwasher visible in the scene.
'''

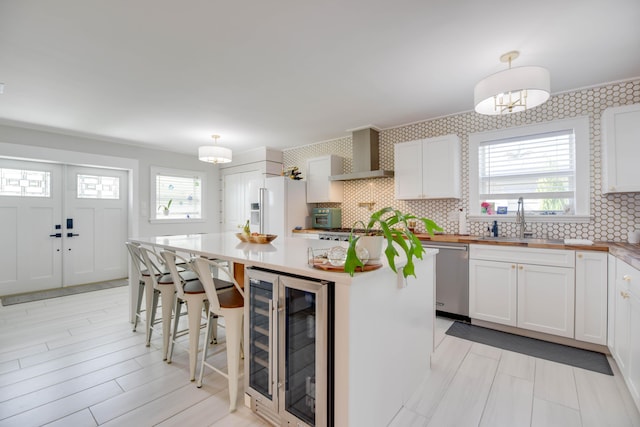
[422,241,469,318]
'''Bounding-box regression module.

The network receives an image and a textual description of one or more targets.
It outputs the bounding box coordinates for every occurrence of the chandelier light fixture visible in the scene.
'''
[474,50,550,115]
[198,134,232,164]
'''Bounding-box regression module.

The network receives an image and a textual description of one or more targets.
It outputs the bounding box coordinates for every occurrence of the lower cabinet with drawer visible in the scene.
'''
[470,245,608,344]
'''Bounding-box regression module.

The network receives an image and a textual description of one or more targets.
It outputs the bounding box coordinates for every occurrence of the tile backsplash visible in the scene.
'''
[284,79,640,241]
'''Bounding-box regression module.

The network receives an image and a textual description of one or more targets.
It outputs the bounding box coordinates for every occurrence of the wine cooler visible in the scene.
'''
[245,267,333,427]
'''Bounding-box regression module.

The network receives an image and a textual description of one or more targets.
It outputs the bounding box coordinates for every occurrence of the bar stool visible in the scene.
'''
[125,242,147,334]
[191,257,244,412]
[126,242,168,347]
[137,246,198,360]
[161,251,234,380]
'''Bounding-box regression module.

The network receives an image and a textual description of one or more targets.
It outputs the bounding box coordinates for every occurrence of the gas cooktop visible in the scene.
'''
[317,228,370,241]
[318,228,368,233]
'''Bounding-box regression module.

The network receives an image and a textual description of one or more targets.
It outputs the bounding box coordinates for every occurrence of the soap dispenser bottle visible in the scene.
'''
[491,220,499,237]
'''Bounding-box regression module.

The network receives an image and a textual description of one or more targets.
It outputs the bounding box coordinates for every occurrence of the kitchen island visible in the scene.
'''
[129,232,437,427]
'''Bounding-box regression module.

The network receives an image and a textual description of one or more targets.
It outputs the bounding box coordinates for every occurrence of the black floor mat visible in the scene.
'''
[446,321,613,375]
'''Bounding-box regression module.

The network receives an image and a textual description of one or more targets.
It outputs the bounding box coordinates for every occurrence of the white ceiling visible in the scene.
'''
[0,0,639,156]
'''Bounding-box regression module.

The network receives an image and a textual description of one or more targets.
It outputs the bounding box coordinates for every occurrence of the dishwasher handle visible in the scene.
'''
[422,244,468,251]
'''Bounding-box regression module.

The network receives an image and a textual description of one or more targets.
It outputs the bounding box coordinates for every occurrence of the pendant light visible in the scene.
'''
[198,134,232,164]
[474,51,550,115]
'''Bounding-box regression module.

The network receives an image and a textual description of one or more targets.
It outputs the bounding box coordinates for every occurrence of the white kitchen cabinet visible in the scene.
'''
[306,155,343,203]
[612,259,631,374]
[608,254,617,350]
[575,251,608,345]
[223,170,263,232]
[517,263,575,338]
[602,103,640,194]
[469,245,576,338]
[611,257,640,407]
[394,134,460,199]
[469,259,517,326]
[628,290,640,405]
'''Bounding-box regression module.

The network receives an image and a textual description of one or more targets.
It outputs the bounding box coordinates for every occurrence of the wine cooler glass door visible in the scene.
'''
[279,276,327,427]
[247,271,277,407]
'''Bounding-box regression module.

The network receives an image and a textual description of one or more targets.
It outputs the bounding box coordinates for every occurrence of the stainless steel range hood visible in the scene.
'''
[329,127,394,181]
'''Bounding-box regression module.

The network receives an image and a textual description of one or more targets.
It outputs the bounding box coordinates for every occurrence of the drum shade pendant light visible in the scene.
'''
[198,134,232,164]
[474,51,550,115]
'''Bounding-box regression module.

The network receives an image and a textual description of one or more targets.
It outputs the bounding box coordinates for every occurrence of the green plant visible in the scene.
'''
[158,199,173,211]
[344,207,442,278]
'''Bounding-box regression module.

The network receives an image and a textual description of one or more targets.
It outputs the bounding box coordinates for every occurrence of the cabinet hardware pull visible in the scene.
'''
[623,275,631,282]
[511,265,516,269]
[621,291,630,299]
[267,299,274,396]
[518,265,523,270]
[577,254,583,259]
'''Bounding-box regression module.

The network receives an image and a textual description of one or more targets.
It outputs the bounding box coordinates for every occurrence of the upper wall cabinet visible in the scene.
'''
[306,155,344,203]
[394,135,460,199]
[602,103,640,194]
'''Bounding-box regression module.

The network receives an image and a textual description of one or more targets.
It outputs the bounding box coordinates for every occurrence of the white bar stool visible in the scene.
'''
[191,257,244,412]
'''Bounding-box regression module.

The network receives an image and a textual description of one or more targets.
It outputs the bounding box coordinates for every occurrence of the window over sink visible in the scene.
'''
[469,116,590,222]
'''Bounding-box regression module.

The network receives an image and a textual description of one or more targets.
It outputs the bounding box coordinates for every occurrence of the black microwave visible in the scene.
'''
[311,208,342,229]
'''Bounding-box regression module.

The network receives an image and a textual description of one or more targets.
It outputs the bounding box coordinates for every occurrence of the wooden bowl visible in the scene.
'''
[235,233,278,244]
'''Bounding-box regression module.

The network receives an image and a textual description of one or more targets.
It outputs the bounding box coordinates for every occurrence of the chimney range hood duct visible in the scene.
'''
[329,127,394,181]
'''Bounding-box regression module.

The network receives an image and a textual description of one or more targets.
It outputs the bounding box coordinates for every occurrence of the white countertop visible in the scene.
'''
[130,232,423,284]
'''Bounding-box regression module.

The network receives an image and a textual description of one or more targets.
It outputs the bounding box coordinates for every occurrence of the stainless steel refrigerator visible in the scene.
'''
[259,176,309,237]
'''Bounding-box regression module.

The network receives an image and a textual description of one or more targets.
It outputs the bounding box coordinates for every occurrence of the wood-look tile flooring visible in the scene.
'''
[1,287,639,426]
[390,317,640,427]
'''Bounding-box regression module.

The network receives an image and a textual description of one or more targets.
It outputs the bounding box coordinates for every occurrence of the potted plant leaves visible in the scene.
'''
[158,199,172,216]
[344,207,441,277]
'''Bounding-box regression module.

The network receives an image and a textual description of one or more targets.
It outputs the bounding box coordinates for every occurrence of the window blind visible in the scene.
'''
[155,174,202,219]
[478,129,576,214]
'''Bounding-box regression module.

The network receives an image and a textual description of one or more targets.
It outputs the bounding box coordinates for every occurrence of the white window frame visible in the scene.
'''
[150,166,206,223]
[469,116,590,223]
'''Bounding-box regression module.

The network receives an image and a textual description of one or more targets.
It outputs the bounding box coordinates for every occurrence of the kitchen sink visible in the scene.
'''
[477,236,564,244]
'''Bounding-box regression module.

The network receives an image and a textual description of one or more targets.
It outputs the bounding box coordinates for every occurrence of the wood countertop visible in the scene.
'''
[414,233,610,250]
[292,229,640,267]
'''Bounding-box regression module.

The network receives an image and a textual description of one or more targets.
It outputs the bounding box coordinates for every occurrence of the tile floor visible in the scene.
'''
[1,287,638,426]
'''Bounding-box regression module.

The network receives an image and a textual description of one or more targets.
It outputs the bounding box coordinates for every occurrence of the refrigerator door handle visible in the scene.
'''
[259,187,266,234]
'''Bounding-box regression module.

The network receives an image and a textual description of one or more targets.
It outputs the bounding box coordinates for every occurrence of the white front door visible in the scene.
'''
[63,166,128,286]
[0,160,129,295]
[0,160,63,295]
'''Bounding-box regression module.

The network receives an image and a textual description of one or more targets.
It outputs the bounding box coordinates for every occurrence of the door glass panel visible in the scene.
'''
[77,174,120,199]
[248,277,273,399]
[0,168,50,197]
[285,287,316,425]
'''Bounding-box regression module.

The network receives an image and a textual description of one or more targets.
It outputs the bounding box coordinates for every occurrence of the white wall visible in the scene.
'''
[0,122,221,238]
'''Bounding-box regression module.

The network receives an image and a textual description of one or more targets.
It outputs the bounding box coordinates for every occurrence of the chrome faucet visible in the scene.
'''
[516,197,526,238]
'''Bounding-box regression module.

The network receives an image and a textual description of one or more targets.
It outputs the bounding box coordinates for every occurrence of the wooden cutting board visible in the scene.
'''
[311,261,382,272]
